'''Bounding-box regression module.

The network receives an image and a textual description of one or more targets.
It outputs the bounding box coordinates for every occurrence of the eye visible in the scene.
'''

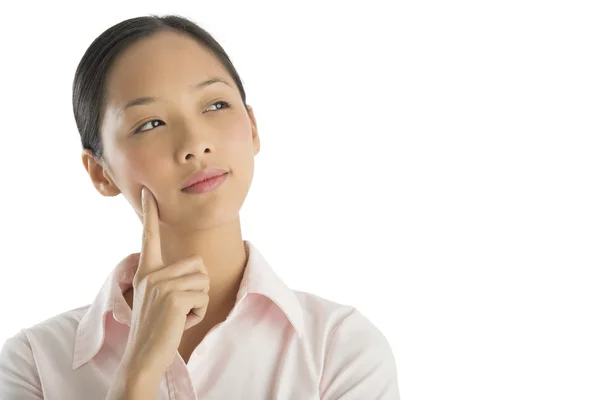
[135,119,165,133]
[205,100,231,112]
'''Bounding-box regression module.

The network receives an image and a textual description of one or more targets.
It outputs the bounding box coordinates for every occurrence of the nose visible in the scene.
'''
[174,121,216,163]
[180,146,211,162]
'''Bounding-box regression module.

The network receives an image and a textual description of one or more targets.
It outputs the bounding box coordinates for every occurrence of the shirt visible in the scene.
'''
[0,240,400,399]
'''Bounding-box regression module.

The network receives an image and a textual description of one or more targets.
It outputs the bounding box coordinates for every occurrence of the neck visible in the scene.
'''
[158,216,248,312]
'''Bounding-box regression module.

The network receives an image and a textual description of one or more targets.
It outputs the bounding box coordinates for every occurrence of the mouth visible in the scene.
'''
[181,172,228,194]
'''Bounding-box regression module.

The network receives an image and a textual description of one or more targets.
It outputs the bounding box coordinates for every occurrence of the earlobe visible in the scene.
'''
[246,105,260,155]
[254,134,260,155]
[81,149,121,197]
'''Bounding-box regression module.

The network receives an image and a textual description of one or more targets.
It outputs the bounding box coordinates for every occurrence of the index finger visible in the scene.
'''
[139,186,163,272]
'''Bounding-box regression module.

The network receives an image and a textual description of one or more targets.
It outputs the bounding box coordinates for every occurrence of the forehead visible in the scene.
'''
[104,30,232,102]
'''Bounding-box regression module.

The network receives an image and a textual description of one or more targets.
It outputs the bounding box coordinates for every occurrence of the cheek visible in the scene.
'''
[112,149,166,201]
[120,151,155,181]
[223,115,255,184]
[223,114,253,153]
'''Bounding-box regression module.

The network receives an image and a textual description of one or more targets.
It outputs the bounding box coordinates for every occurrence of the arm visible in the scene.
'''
[319,309,400,400]
[105,350,163,400]
[0,329,44,399]
[0,330,160,400]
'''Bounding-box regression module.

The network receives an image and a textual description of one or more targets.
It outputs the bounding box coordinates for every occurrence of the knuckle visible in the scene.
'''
[165,291,179,308]
[193,255,204,264]
[155,280,169,296]
[133,272,148,289]
[193,273,208,288]
[199,292,209,303]
[145,273,158,287]
[132,278,141,290]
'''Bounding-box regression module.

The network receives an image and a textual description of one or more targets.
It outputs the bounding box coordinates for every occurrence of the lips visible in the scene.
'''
[181,167,229,190]
[182,173,228,194]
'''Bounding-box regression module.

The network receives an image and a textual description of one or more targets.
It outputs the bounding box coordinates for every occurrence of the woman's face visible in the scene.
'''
[84,31,260,230]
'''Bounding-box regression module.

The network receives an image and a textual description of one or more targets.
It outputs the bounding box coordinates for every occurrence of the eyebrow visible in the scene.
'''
[117,77,231,117]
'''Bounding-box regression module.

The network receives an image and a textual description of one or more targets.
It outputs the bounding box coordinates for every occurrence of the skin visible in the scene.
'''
[81,30,260,364]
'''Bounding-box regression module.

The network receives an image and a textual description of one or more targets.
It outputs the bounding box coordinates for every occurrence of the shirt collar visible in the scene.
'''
[72,240,303,370]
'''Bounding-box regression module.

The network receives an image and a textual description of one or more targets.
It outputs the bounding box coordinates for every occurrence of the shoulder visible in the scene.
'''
[22,305,89,344]
[292,291,400,399]
[293,290,390,344]
[294,290,355,327]
[0,306,89,397]
[293,289,396,364]
[1,305,89,363]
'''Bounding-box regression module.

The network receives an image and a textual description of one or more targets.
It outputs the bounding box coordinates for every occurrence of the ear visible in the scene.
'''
[81,149,121,197]
[246,104,260,156]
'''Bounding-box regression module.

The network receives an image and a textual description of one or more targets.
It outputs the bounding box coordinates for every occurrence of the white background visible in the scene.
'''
[0,1,599,399]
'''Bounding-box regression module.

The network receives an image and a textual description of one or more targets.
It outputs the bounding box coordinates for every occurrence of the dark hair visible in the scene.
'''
[72,14,247,159]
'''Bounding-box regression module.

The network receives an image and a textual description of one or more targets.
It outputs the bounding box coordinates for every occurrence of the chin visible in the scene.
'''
[164,204,241,231]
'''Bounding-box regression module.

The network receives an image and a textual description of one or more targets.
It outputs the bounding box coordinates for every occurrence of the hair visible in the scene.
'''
[72,14,247,159]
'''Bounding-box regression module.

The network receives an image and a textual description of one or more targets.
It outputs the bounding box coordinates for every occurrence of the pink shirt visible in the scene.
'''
[0,240,400,399]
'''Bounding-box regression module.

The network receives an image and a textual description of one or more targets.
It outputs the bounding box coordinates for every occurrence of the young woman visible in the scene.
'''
[0,15,400,399]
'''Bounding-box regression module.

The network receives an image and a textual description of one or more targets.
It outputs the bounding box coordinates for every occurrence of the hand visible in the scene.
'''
[122,186,210,378]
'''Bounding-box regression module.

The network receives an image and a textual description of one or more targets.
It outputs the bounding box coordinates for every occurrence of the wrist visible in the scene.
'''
[119,353,163,397]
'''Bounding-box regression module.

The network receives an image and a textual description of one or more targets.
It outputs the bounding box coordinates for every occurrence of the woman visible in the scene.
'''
[0,15,400,399]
